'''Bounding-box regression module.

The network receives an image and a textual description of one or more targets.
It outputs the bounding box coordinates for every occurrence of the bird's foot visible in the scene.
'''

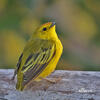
[43,77,61,84]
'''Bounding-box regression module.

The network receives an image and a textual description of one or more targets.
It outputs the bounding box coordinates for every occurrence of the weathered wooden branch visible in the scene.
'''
[0,69,100,100]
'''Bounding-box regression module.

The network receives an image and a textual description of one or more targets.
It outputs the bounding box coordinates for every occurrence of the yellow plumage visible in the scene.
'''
[13,22,63,91]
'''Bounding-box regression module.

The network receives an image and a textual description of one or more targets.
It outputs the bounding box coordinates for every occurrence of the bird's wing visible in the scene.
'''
[17,39,56,86]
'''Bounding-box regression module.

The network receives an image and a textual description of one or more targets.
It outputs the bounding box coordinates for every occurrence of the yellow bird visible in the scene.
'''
[12,22,63,91]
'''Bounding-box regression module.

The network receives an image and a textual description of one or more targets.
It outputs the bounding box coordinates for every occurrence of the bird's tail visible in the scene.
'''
[16,73,25,91]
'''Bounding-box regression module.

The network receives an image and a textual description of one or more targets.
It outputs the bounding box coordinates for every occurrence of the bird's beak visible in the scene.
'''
[50,22,56,28]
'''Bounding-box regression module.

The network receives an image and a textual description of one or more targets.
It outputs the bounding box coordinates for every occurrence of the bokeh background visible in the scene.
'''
[0,0,100,71]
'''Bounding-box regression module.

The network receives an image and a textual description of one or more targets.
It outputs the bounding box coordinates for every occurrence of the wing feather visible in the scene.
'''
[12,53,23,80]
[23,45,55,85]
[16,39,56,87]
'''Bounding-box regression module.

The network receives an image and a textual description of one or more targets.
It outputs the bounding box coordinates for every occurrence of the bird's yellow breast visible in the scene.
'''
[34,39,63,81]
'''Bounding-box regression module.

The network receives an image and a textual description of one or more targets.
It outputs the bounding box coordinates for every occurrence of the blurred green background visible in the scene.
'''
[0,0,100,71]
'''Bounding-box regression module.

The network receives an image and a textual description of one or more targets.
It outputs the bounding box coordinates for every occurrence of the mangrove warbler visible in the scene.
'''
[12,22,63,91]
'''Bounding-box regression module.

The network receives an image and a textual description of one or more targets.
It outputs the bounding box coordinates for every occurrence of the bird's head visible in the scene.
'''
[32,22,58,40]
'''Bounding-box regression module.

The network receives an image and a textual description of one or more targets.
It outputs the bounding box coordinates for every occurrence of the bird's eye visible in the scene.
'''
[43,27,47,31]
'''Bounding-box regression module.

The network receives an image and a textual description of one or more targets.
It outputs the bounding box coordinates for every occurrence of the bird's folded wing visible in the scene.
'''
[17,39,56,86]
